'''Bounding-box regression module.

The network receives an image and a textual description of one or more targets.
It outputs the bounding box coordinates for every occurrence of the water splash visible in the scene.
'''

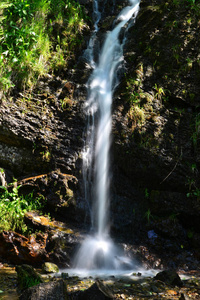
[73,0,140,273]
[73,235,134,271]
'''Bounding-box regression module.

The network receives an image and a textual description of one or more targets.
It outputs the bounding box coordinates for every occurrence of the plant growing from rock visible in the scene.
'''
[0,185,44,233]
[0,0,88,94]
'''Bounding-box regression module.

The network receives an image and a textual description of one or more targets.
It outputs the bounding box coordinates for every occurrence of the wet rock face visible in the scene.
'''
[19,172,79,218]
[114,0,199,167]
[0,87,84,176]
[0,225,80,268]
[110,0,200,256]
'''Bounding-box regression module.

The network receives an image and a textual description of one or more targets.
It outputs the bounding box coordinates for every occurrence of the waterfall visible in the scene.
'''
[73,0,140,273]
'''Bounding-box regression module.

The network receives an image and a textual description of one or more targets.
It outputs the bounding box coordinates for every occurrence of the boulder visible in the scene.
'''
[42,262,59,274]
[19,279,68,300]
[70,280,115,299]
[16,264,43,291]
[154,269,183,287]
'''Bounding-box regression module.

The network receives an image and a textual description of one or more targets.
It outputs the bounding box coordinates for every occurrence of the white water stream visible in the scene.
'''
[71,0,141,274]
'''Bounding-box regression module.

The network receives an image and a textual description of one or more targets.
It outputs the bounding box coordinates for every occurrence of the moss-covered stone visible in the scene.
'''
[16,264,43,291]
[42,262,59,274]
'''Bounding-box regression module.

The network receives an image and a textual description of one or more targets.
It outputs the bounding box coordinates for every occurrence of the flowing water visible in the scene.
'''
[71,0,141,275]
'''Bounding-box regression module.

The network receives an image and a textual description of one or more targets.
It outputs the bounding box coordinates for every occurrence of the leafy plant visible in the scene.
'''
[187,188,200,199]
[21,277,41,290]
[154,84,165,100]
[0,0,88,94]
[144,209,154,225]
[191,113,200,150]
[144,188,149,199]
[0,185,44,233]
[187,229,194,239]
[16,264,43,290]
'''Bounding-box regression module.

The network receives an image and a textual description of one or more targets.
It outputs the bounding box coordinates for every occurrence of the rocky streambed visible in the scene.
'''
[0,213,200,299]
[0,263,200,300]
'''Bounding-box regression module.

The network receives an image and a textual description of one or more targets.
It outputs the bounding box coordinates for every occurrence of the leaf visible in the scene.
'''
[0,186,7,191]
[123,284,131,287]
[12,57,18,63]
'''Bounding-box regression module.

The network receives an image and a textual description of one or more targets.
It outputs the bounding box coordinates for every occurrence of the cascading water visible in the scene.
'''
[72,0,140,274]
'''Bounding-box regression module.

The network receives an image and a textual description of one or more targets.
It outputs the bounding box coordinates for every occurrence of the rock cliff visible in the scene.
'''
[0,0,200,270]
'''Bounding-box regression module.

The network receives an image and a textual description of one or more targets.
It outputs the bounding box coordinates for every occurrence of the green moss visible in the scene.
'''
[42,262,59,274]
[16,264,42,290]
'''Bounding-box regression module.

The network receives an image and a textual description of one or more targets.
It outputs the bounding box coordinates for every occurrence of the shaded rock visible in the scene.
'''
[153,218,185,239]
[20,171,80,222]
[16,264,43,291]
[19,279,68,300]
[70,280,115,299]
[24,212,80,267]
[0,219,80,267]
[42,262,59,274]
[0,231,48,265]
[46,232,76,268]
[58,82,74,100]
[179,293,190,300]
[0,71,84,176]
[154,269,183,287]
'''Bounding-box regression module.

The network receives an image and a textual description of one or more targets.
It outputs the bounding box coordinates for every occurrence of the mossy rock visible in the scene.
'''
[16,264,43,291]
[42,262,59,274]
[19,279,68,300]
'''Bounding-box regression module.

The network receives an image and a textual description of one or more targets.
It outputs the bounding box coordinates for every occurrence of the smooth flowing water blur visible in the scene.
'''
[72,0,140,273]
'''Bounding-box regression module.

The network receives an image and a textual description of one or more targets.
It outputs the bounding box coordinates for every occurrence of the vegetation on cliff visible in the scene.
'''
[0,0,200,277]
[0,0,88,95]
[117,0,200,193]
[112,0,200,270]
[0,184,44,233]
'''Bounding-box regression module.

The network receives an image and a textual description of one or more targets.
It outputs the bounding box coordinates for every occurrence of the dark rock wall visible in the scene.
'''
[111,0,200,261]
[0,0,200,268]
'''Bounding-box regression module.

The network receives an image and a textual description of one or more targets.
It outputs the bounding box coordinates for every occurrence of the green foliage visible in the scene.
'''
[187,188,200,199]
[0,185,44,233]
[125,74,147,128]
[154,84,165,100]
[16,265,43,290]
[0,1,11,28]
[173,0,197,6]
[144,188,149,199]
[0,0,87,93]
[191,113,200,150]
[144,209,154,225]
[187,229,194,239]
[186,162,200,199]
[21,276,41,289]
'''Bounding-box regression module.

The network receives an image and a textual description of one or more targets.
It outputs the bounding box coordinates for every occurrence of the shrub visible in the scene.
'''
[0,185,44,233]
[0,0,87,94]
